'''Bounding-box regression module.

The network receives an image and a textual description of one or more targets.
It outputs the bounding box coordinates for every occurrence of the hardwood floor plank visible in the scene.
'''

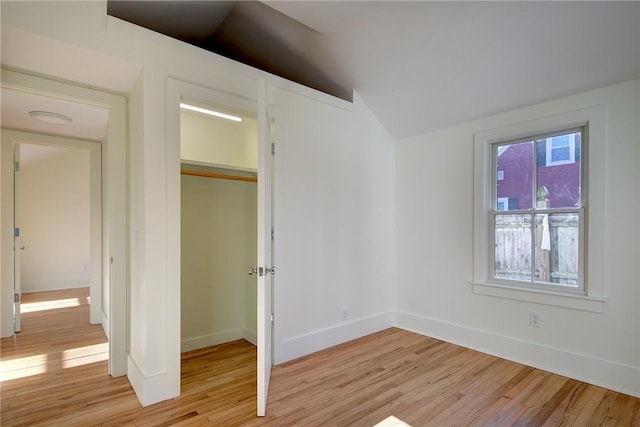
[2,289,639,426]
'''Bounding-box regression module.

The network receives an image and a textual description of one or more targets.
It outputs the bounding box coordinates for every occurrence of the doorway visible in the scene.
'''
[167,77,275,415]
[3,132,102,321]
[179,102,258,378]
[15,141,98,315]
[0,70,128,376]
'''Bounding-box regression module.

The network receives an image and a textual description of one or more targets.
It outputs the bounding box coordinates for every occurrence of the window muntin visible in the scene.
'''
[490,128,584,292]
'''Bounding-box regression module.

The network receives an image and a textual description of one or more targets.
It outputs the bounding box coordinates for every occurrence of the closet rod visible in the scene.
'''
[181,169,257,183]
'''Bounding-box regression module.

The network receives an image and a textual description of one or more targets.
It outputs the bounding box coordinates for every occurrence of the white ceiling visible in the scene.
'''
[1,88,109,141]
[2,1,638,142]
[265,1,639,139]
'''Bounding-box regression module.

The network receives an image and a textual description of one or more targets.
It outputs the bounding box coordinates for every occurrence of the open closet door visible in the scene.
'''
[257,78,274,417]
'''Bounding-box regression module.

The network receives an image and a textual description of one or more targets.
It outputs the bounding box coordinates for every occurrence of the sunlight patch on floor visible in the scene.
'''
[62,343,108,368]
[0,353,48,381]
[374,415,413,427]
[20,297,81,313]
[0,343,108,381]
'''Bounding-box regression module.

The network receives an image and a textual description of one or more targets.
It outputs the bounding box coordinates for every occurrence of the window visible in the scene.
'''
[496,197,508,211]
[545,133,578,166]
[472,105,607,312]
[492,128,583,292]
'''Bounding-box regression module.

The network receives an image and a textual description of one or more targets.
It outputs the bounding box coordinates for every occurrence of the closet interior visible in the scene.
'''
[180,102,258,352]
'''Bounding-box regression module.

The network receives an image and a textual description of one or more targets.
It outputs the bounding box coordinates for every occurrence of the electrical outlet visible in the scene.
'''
[342,307,349,321]
[529,311,540,327]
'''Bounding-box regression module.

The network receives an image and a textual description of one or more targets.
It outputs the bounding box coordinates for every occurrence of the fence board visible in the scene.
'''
[494,213,578,285]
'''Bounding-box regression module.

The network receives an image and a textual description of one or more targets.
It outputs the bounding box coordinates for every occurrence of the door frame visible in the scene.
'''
[166,77,276,414]
[0,70,128,377]
[7,134,102,327]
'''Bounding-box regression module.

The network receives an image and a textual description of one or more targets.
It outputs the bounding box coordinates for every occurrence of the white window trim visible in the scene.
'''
[471,104,607,312]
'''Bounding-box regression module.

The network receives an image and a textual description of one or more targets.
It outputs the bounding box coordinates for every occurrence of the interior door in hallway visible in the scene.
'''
[13,143,22,332]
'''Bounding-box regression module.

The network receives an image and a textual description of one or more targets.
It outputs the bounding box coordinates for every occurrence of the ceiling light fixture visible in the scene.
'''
[28,110,73,125]
[180,103,242,122]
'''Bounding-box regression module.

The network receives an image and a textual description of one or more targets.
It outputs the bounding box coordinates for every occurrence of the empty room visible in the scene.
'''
[1,1,639,425]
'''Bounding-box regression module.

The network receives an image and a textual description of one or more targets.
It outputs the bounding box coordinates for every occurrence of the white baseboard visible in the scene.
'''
[244,328,257,346]
[395,310,640,398]
[181,328,244,353]
[22,277,89,292]
[127,355,179,407]
[276,311,395,364]
[101,310,109,340]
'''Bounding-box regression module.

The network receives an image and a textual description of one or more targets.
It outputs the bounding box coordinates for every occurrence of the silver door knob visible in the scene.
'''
[248,267,258,275]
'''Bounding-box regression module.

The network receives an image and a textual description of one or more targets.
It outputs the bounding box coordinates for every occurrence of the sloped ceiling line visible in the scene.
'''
[107,0,352,101]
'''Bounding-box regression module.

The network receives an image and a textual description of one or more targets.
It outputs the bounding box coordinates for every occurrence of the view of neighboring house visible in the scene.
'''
[494,131,582,287]
[496,131,581,211]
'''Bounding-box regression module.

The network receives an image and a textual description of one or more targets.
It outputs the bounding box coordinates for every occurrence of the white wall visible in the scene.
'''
[18,146,90,292]
[181,174,257,351]
[180,111,257,171]
[396,80,640,397]
[270,90,396,363]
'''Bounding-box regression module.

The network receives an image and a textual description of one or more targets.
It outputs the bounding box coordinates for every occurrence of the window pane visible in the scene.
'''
[551,135,569,148]
[494,214,532,282]
[534,213,579,287]
[551,146,570,162]
[536,131,581,208]
[495,141,534,210]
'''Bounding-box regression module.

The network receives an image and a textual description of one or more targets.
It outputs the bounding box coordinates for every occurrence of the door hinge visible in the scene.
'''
[14,227,20,237]
[271,142,275,156]
[14,161,20,172]
[271,227,275,240]
[270,314,275,326]
[14,293,20,303]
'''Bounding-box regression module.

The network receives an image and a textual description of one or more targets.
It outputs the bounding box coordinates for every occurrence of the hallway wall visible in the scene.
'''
[18,145,90,292]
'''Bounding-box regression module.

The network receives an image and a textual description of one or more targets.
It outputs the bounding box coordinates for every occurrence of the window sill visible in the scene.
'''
[469,281,607,313]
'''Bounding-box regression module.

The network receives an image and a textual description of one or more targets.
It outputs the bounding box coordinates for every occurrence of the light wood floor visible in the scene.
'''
[1,289,639,426]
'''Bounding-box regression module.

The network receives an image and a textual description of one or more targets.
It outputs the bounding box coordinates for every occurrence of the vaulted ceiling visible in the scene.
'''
[3,2,638,141]
[107,1,639,140]
[107,1,351,101]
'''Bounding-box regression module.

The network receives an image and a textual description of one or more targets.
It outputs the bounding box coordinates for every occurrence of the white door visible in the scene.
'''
[257,79,274,416]
[13,143,22,333]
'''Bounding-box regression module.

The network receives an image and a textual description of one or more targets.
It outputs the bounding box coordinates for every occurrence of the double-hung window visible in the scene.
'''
[491,128,584,293]
[472,105,607,312]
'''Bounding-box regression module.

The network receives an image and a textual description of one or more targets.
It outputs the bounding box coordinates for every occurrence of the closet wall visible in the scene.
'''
[180,108,257,352]
[181,107,257,171]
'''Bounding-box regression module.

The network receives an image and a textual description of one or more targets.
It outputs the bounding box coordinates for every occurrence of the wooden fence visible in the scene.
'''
[494,213,579,286]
